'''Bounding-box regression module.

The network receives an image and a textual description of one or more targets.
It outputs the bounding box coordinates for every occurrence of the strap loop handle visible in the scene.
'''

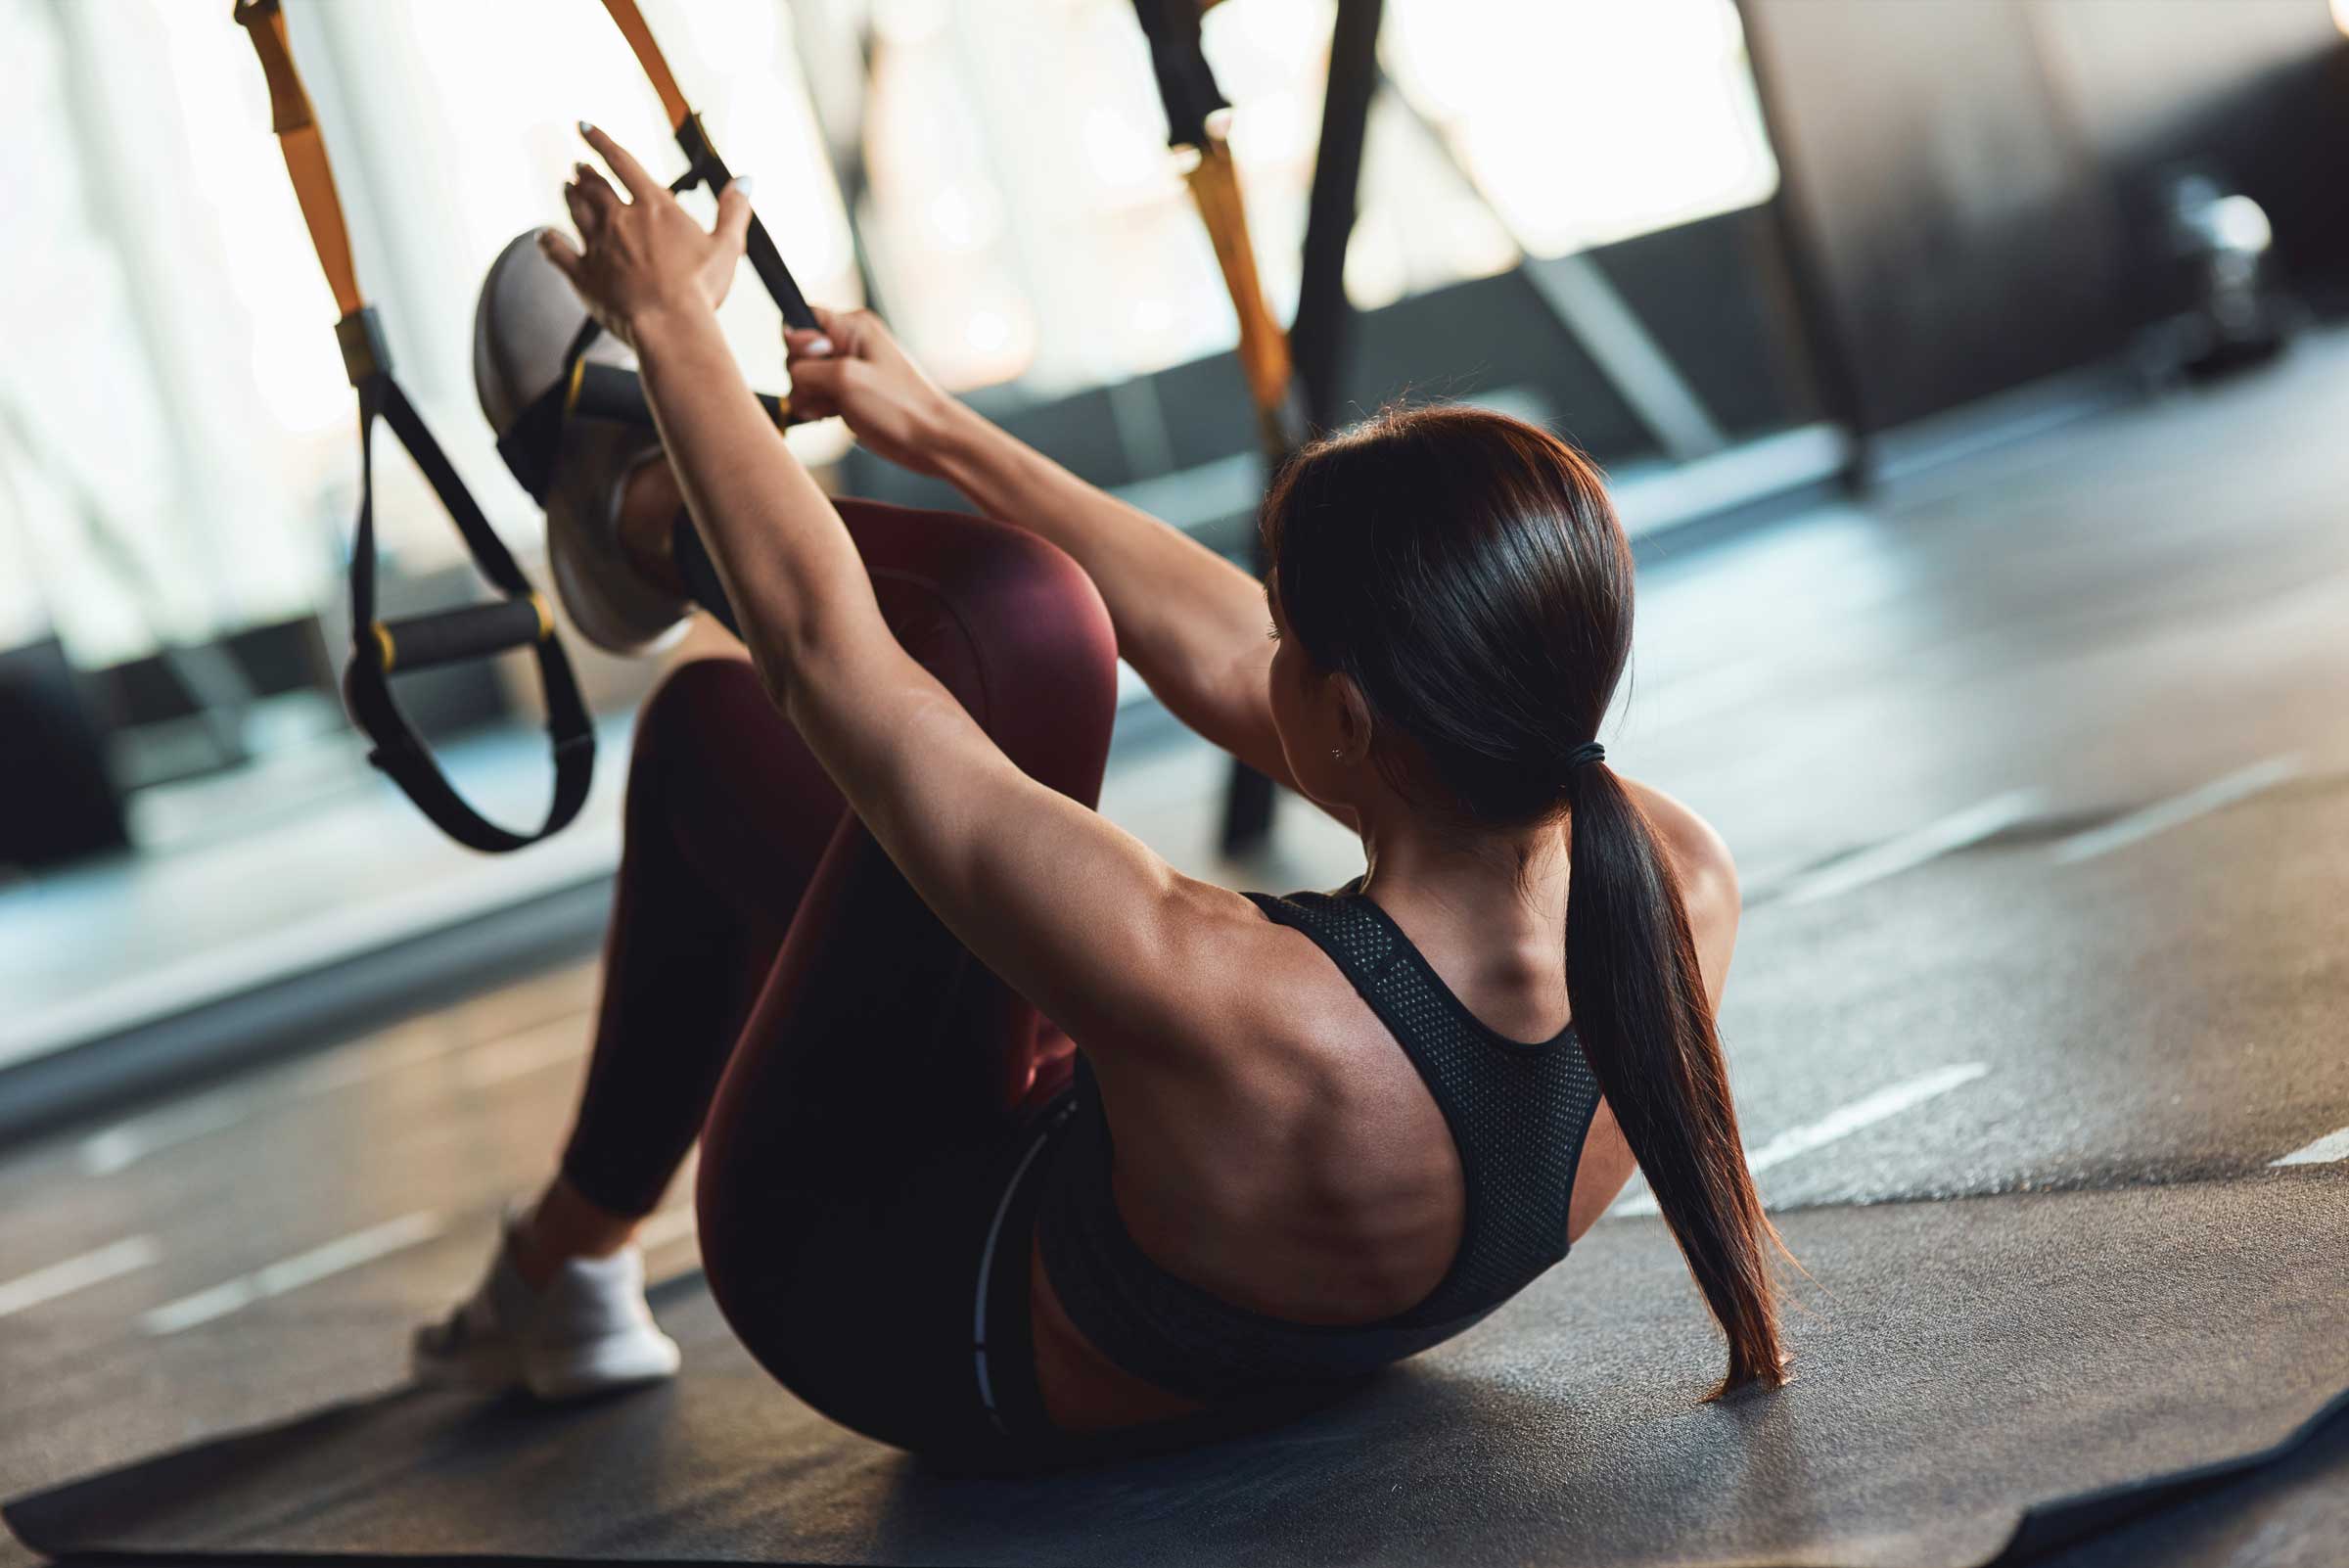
[232,0,594,853]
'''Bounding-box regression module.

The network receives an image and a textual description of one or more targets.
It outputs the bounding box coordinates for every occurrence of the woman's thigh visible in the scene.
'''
[690,498,1118,1453]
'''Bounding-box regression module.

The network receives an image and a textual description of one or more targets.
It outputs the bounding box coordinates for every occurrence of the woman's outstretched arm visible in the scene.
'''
[538,125,1273,1067]
[783,311,1307,810]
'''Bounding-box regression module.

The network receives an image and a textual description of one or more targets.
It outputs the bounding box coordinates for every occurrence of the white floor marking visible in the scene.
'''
[79,1011,589,1175]
[1775,792,2045,905]
[1612,1063,1990,1218]
[80,1098,253,1176]
[2051,755,2300,865]
[2272,1127,2349,1167]
[0,1236,162,1320]
[636,1207,699,1252]
[140,1211,445,1336]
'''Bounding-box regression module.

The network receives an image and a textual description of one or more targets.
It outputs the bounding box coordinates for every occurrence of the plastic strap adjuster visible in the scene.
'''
[336,307,394,387]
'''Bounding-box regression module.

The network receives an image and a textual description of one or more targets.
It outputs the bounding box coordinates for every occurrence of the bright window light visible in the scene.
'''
[857,0,1779,395]
[1382,0,1779,257]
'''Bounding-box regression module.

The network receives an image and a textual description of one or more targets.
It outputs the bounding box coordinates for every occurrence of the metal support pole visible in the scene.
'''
[1215,0,1383,856]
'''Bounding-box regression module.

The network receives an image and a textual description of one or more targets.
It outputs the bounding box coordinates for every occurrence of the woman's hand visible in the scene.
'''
[782,307,962,478]
[538,123,752,349]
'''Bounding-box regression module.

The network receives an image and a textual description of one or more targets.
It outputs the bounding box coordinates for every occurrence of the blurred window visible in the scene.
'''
[0,0,1773,667]
[855,0,1778,395]
[0,0,856,670]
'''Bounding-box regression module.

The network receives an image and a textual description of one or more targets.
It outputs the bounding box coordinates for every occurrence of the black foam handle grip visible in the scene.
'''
[572,361,793,429]
[372,598,548,673]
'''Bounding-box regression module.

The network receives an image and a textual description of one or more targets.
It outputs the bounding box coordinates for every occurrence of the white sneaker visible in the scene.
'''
[474,228,691,658]
[412,1207,682,1401]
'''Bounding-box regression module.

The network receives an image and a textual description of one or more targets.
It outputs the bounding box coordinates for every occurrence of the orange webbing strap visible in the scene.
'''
[235,0,362,318]
[1131,0,1307,457]
[594,0,820,330]
[230,0,595,853]
[1183,133,1300,455]
[599,0,692,130]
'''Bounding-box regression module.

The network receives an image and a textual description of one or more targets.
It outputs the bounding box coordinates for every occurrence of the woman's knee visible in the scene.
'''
[949,522,1115,666]
[846,502,1118,761]
[949,531,1119,797]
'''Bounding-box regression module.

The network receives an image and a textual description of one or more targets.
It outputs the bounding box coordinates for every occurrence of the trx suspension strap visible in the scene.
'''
[1132,0,1312,461]
[491,0,818,507]
[234,0,594,853]
[1131,0,1320,851]
[601,0,821,334]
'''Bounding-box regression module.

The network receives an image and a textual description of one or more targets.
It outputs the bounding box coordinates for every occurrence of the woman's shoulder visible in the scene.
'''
[1092,876,1342,1076]
[1618,778,1735,900]
[1615,775,1741,1002]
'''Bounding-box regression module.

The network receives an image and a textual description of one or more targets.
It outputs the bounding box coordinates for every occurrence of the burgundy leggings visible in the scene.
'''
[558,497,1117,1458]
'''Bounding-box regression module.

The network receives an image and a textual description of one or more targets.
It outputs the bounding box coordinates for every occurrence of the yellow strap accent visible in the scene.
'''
[233,0,365,319]
[600,0,692,131]
[371,621,397,672]
[562,351,590,416]
[1182,132,1294,421]
[530,592,554,641]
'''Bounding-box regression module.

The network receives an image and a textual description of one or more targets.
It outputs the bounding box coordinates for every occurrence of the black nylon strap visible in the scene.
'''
[1130,0,1228,151]
[235,0,593,855]
[343,367,594,853]
[673,114,819,331]
[493,315,604,505]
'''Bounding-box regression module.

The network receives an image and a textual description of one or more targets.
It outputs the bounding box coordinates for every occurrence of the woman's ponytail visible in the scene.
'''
[1565,761,1786,1398]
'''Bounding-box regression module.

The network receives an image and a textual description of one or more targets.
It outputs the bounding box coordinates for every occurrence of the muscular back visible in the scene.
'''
[1027,785,1732,1431]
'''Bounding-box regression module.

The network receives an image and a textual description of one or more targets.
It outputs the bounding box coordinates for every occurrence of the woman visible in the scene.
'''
[415,124,1787,1468]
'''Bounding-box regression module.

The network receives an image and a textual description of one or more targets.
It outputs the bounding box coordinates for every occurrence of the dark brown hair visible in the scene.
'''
[1260,403,1788,1397]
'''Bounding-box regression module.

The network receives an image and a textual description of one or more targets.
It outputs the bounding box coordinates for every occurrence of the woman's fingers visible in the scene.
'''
[783,352,847,416]
[784,384,839,423]
[535,226,587,288]
[807,304,866,356]
[578,121,660,204]
[572,161,622,214]
[562,179,602,243]
[812,304,879,358]
[713,178,754,257]
[783,327,838,361]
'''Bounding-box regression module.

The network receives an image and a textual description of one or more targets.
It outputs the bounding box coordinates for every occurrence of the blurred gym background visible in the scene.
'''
[4,0,2347,1138]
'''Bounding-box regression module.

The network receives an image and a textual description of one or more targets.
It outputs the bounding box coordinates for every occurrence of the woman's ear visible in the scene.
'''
[1331,672,1374,757]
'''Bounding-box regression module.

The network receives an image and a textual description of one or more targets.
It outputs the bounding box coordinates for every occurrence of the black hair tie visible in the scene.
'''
[1561,741,1606,784]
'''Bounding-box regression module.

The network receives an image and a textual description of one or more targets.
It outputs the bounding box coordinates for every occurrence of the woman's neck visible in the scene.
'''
[1355,815,1572,992]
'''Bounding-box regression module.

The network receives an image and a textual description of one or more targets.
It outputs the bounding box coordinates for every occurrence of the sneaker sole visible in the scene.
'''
[523,1332,684,1402]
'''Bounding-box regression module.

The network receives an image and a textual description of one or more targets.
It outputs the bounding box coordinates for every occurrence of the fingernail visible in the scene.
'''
[577,119,595,136]
[807,336,834,355]
[734,175,757,200]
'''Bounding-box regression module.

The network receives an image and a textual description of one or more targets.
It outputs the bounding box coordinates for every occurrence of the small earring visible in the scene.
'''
[1330,748,1343,760]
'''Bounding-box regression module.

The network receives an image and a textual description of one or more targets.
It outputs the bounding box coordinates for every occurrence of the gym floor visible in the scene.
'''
[3,328,2346,1564]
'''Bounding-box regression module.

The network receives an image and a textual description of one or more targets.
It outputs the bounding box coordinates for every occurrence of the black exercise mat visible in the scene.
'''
[9,1178,2345,1568]
[2002,1386,2349,1567]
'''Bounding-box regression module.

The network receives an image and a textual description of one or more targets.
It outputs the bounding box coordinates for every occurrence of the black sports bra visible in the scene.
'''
[1031,873,1603,1404]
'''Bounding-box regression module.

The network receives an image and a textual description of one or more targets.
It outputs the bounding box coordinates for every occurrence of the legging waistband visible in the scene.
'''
[974,1088,1081,1445]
